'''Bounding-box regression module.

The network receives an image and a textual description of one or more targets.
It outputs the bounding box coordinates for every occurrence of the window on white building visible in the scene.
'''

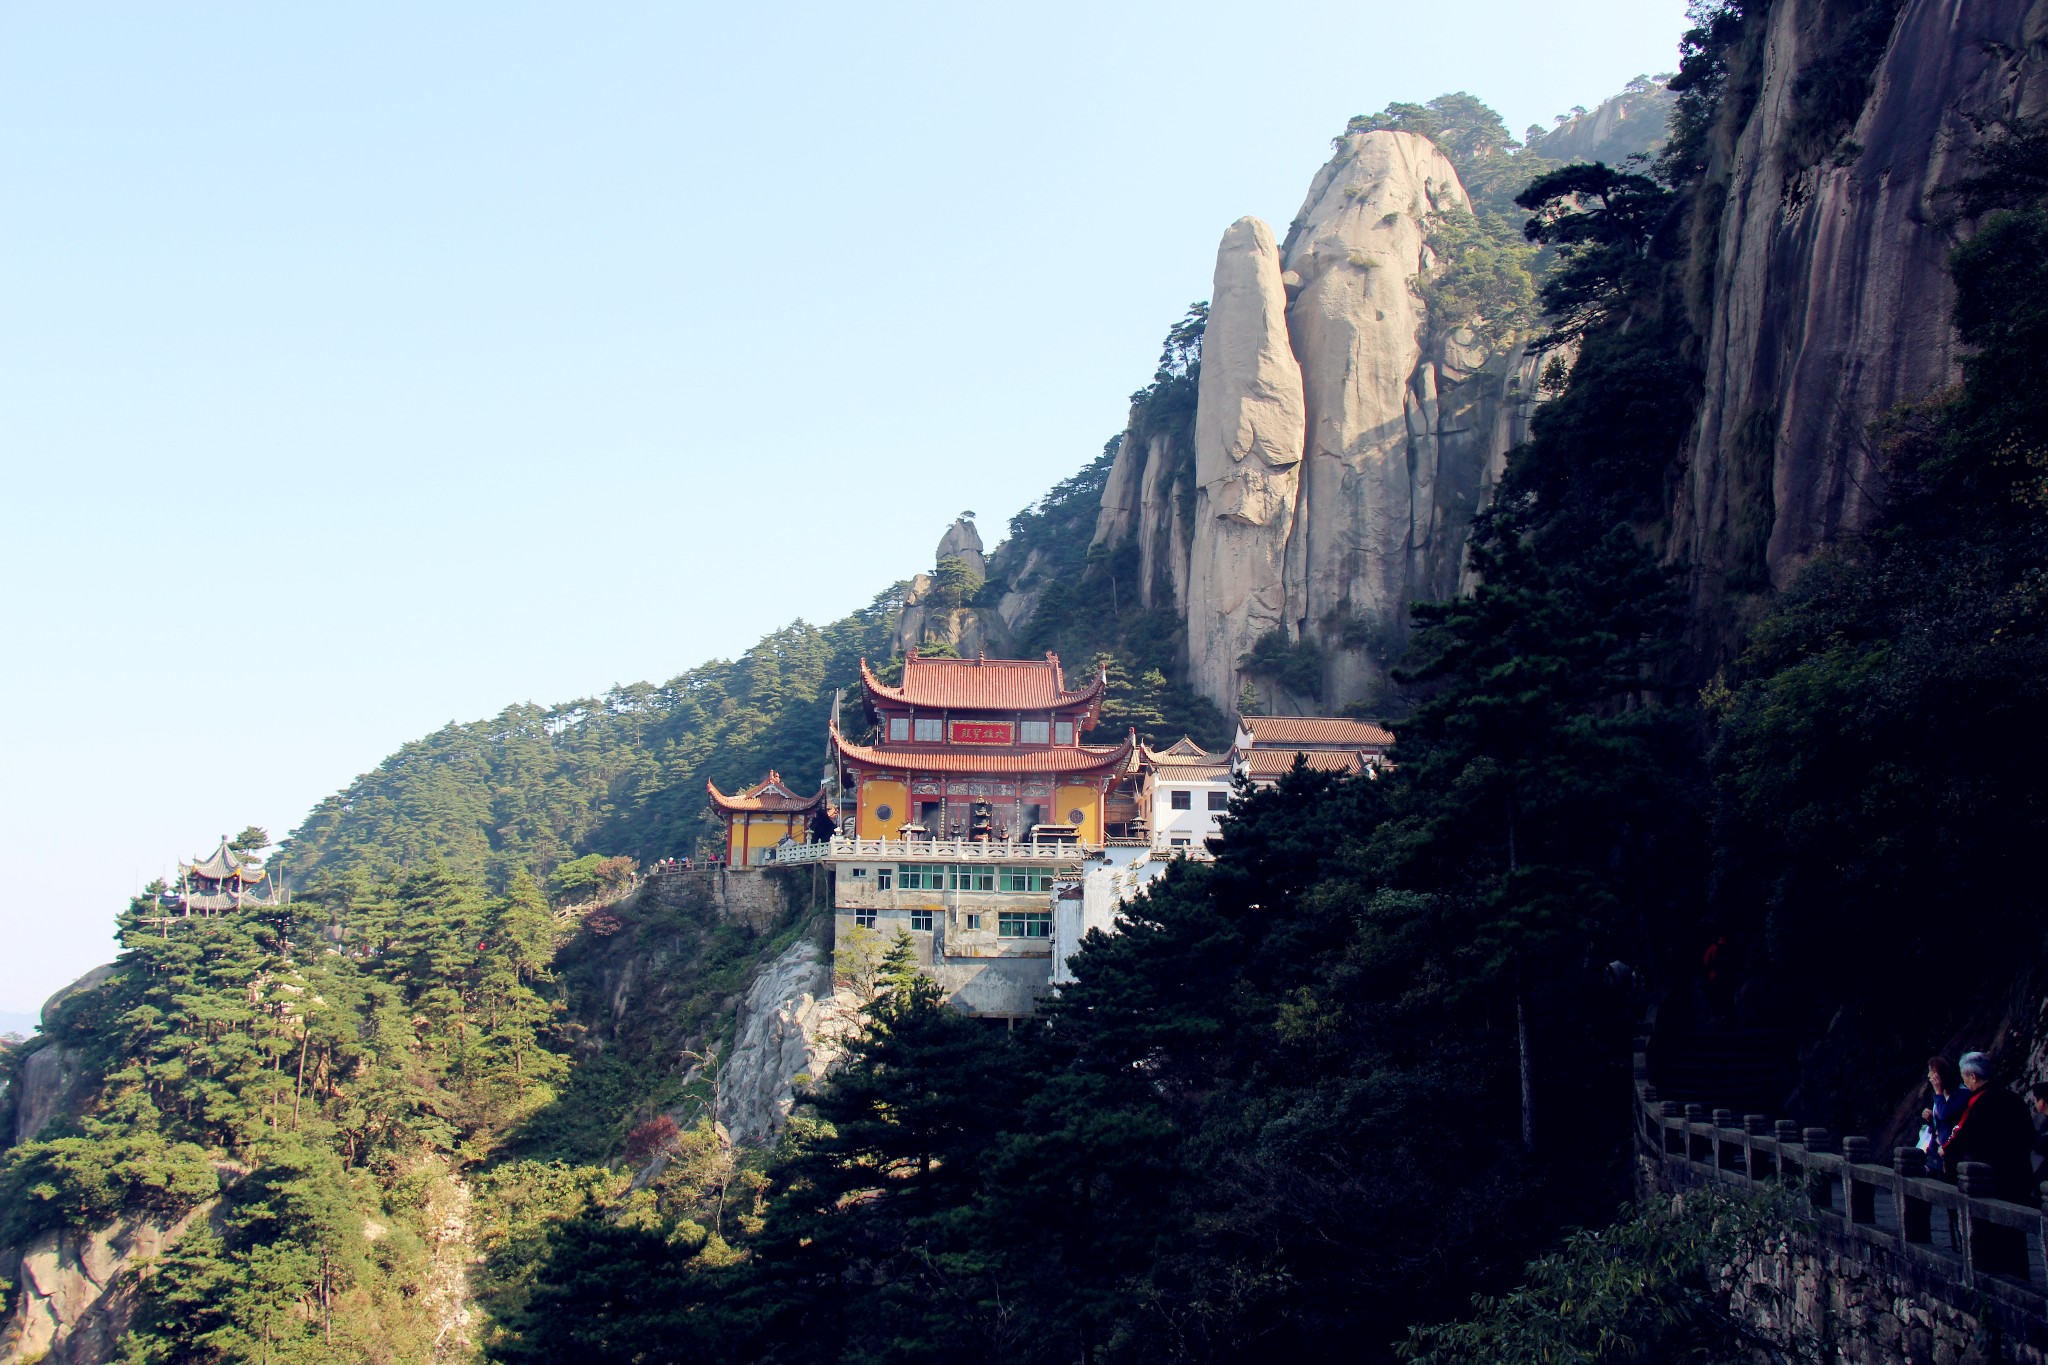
[1170,789,1192,810]
[1207,790,1229,811]
[1019,719,1050,744]
[999,910,1052,938]
[1170,837,1191,848]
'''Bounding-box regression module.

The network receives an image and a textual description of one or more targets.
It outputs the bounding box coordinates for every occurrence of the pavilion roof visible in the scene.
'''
[706,771,828,815]
[858,651,1105,714]
[182,838,266,884]
[831,722,1135,776]
[1143,737,1221,769]
[1237,715,1395,749]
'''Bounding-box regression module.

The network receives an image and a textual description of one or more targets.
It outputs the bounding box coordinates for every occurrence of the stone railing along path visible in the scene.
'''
[1635,1037,2048,1344]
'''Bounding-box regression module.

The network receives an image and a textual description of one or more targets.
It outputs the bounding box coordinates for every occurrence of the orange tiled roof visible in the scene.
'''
[706,771,827,814]
[859,651,1106,713]
[1238,716,1395,748]
[831,723,1134,775]
[1237,748,1377,779]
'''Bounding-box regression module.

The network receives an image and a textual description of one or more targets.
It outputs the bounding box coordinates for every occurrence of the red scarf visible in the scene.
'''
[1943,1085,1993,1154]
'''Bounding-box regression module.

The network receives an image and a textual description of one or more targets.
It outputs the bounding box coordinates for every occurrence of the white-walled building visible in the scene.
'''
[1140,737,1232,852]
[1050,844,1189,986]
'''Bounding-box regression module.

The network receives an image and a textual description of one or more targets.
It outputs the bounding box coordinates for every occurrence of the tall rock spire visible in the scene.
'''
[1187,217,1306,708]
[1280,129,1469,709]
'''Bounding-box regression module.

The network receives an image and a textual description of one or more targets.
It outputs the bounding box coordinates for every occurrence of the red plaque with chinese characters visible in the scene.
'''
[949,721,1014,745]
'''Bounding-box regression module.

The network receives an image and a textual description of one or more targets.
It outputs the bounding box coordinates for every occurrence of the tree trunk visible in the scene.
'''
[1517,983,1535,1151]
[292,1028,312,1130]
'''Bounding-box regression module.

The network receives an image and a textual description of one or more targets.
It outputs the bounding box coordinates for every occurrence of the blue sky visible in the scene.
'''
[0,1,1688,1018]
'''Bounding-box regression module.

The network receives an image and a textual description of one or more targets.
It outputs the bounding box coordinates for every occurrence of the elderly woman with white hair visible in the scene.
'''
[1940,1051,2037,1204]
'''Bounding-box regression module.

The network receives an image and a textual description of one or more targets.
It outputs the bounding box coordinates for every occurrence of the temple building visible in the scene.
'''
[825,651,1136,1020]
[1141,737,1232,851]
[1230,715,1394,785]
[173,836,281,914]
[706,771,828,867]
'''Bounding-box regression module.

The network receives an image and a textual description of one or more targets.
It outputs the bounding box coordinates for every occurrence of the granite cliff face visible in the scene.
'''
[1279,130,1498,709]
[1096,14,2048,704]
[1105,129,1548,712]
[1677,0,2048,637]
[1186,217,1305,706]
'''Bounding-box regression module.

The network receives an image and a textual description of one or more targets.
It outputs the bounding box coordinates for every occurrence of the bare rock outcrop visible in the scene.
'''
[1187,217,1305,705]
[1093,128,1558,714]
[896,518,1014,658]
[1677,0,2048,636]
[935,516,987,580]
[1279,130,1472,706]
[716,934,852,1145]
[12,1043,84,1146]
[1,1207,208,1364]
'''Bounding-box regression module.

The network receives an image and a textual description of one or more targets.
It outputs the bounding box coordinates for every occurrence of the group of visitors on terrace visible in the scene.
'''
[1919,1051,2048,1202]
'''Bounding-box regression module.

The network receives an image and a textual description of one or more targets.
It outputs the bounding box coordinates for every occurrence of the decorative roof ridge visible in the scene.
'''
[706,773,827,813]
[855,652,1107,710]
[829,720,1137,773]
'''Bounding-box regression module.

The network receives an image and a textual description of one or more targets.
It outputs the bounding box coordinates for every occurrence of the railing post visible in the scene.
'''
[1775,1120,1803,1187]
[1957,1162,1996,1284]
[1713,1110,1744,1175]
[1686,1105,1712,1165]
[1894,1147,1932,1245]
[1744,1114,1772,1180]
[2039,1182,2048,1290]
[1841,1137,1877,1225]
[1803,1129,1836,1210]
[1660,1100,1684,1156]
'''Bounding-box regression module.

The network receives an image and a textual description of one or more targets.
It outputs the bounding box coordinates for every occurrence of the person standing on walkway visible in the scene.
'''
[1941,1052,2037,1203]
[1923,1056,1968,1174]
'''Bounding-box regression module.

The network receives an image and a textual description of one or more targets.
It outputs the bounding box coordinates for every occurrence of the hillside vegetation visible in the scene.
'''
[10,7,2048,1361]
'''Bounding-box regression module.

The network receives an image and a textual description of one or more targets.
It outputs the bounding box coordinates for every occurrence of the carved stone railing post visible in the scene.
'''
[1744,1114,1773,1180]
[1684,1104,1711,1164]
[1841,1136,1878,1226]
[1957,1162,1995,1283]
[1712,1110,1744,1175]
[1894,1146,1933,1245]
[1803,1128,1837,1210]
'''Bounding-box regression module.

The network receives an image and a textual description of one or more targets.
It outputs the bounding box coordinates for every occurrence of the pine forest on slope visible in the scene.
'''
[18,10,2048,1358]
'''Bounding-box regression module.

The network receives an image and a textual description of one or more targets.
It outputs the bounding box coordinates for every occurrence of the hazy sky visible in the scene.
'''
[0,1,1688,1018]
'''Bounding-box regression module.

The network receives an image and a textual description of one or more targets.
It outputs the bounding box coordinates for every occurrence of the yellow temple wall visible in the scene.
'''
[856,780,908,840]
[1054,784,1103,845]
[727,811,805,865]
